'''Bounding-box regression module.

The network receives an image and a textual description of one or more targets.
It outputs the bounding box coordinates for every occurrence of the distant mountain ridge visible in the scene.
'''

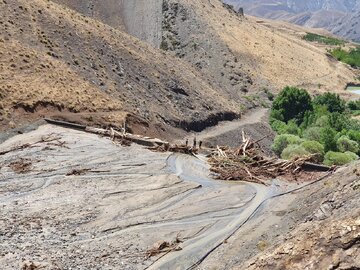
[224,0,360,42]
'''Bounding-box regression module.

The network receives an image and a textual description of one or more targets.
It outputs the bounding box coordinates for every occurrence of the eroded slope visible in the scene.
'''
[0,0,241,136]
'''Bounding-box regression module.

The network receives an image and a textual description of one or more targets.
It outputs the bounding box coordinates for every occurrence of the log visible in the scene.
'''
[302,162,332,172]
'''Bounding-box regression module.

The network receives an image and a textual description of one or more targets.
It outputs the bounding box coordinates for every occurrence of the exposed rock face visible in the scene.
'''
[51,0,163,47]
[224,0,360,42]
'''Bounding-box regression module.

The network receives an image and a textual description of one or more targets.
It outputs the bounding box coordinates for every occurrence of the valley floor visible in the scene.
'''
[0,111,359,270]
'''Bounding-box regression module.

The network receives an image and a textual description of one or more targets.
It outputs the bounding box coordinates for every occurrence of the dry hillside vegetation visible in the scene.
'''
[166,0,358,92]
[0,0,241,135]
[53,0,359,111]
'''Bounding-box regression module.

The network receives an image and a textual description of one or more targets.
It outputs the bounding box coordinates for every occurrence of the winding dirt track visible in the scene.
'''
[183,108,269,143]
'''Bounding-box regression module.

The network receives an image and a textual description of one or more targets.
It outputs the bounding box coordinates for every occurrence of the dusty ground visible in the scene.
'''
[0,124,268,269]
[2,112,355,270]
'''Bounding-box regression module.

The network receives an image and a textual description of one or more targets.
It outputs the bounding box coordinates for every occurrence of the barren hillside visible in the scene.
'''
[0,0,247,137]
[166,0,358,92]
[56,0,359,95]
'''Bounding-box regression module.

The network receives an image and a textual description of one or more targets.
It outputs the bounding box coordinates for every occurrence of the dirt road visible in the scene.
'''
[187,108,269,142]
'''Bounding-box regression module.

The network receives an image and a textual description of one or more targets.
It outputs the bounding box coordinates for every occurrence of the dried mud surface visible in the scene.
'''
[1,117,359,270]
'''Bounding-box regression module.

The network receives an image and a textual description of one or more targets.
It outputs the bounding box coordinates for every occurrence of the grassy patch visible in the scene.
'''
[330,47,360,68]
[303,33,345,46]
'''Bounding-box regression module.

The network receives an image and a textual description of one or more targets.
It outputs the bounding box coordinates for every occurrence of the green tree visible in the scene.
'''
[313,92,346,113]
[324,151,358,166]
[328,112,350,131]
[281,144,309,160]
[303,126,322,142]
[272,134,303,156]
[271,86,313,125]
[320,127,337,152]
[336,135,359,153]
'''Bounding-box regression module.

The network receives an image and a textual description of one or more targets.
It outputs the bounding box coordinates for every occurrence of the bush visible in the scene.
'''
[330,47,360,68]
[271,120,300,135]
[271,86,313,125]
[328,112,350,131]
[303,126,322,142]
[303,33,345,46]
[323,151,358,166]
[281,144,310,160]
[320,127,338,152]
[301,140,325,162]
[270,120,288,134]
[336,135,359,153]
[315,115,329,128]
[348,100,360,111]
[347,130,360,144]
[313,93,346,113]
[272,134,303,156]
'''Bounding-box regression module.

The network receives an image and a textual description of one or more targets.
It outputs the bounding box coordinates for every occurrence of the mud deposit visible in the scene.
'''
[0,125,274,269]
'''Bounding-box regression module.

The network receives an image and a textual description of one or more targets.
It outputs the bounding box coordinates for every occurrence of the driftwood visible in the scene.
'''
[0,135,62,156]
[209,131,332,185]
[44,118,167,148]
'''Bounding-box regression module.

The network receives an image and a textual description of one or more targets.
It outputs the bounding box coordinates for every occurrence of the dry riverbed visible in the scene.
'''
[1,122,349,270]
[0,125,277,269]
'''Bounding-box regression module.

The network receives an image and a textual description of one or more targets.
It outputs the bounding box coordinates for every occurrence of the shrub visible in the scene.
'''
[328,112,350,131]
[330,47,360,68]
[315,115,329,128]
[336,135,359,153]
[348,100,360,111]
[271,120,300,135]
[320,127,338,152]
[313,92,346,113]
[271,86,313,125]
[272,134,303,156]
[345,151,359,160]
[301,140,325,162]
[303,126,322,142]
[303,33,345,46]
[281,144,310,160]
[347,130,360,144]
[270,120,287,134]
[323,151,358,166]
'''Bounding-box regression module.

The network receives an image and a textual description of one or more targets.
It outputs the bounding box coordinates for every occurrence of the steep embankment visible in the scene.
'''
[0,0,243,137]
[51,0,163,47]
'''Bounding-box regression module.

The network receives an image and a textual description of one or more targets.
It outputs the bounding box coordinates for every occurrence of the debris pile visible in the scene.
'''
[209,132,331,185]
[9,158,33,174]
[146,236,183,258]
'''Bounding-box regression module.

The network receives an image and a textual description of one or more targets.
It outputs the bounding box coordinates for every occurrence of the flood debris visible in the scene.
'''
[0,134,61,156]
[209,131,333,185]
[66,168,91,176]
[9,158,33,174]
[146,236,183,258]
[21,261,40,270]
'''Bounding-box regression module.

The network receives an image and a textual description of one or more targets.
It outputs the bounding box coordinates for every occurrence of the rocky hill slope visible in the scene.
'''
[224,0,360,42]
[0,0,244,138]
[1,0,359,137]
[55,0,358,92]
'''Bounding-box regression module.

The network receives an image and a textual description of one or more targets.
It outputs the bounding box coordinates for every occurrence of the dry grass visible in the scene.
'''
[177,0,359,93]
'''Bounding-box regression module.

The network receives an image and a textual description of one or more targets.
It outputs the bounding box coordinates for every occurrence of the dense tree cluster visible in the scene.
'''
[270,87,360,165]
